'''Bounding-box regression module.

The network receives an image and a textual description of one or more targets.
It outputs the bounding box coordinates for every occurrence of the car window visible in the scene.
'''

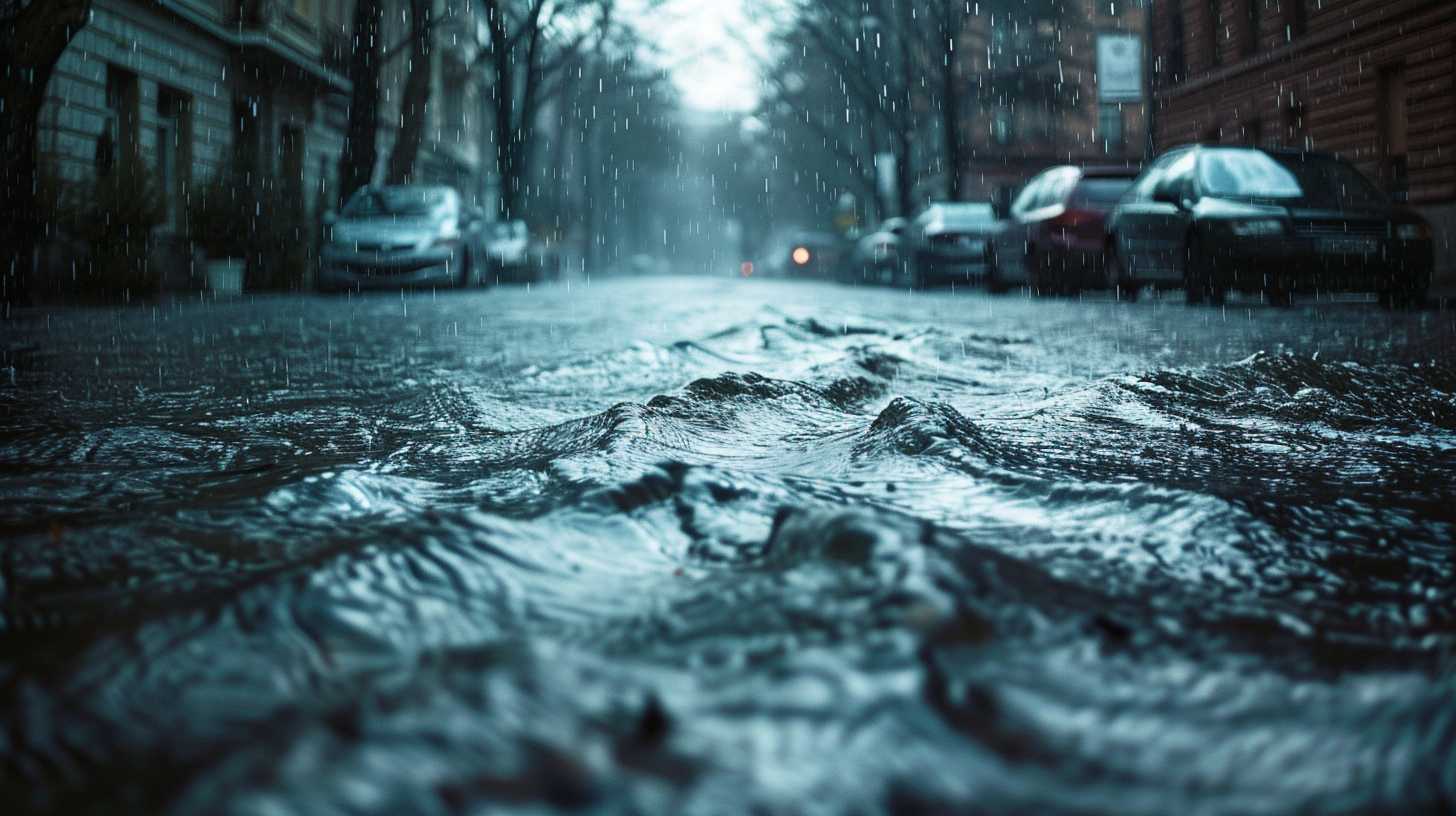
[1268,154,1389,209]
[1043,169,1078,206]
[1070,178,1136,209]
[1129,168,1162,202]
[1159,151,1198,199]
[1129,151,1182,202]
[1032,171,1062,209]
[1011,175,1046,215]
[344,187,453,218]
[1197,149,1302,199]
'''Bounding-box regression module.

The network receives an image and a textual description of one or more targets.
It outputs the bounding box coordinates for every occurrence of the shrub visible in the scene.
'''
[39,159,166,300]
[186,166,309,291]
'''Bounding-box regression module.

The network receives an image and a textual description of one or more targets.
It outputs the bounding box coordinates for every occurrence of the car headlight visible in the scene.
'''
[1228,219,1285,237]
[1396,223,1432,241]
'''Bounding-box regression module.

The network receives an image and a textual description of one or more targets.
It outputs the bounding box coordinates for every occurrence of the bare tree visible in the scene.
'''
[473,0,614,221]
[924,0,967,201]
[0,0,92,303]
[337,0,385,203]
[385,0,434,184]
[754,0,922,220]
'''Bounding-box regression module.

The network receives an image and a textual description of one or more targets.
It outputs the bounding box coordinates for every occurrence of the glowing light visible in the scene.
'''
[792,247,812,266]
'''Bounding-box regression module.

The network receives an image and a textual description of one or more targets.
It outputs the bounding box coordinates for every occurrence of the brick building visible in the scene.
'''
[33,0,492,287]
[1147,0,1456,282]
[955,0,1151,212]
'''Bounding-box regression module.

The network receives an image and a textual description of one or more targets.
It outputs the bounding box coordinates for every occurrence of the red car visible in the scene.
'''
[992,165,1138,295]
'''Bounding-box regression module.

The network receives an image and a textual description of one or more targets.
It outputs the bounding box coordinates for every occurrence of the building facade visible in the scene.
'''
[33,0,490,288]
[956,0,1151,212]
[1148,0,1456,282]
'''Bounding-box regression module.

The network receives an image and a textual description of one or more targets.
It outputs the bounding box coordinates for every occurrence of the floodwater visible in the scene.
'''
[2,276,1454,814]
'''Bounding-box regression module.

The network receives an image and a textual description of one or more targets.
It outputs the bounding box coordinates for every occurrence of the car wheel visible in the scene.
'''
[1105,241,1139,303]
[1183,238,1206,305]
[911,253,927,289]
[985,248,1008,294]
[1027,248,1052,297]
[457,251,474,288]
[1183,236,1228,306]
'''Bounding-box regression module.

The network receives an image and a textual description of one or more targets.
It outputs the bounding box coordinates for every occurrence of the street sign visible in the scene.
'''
[1098,34,1143,103]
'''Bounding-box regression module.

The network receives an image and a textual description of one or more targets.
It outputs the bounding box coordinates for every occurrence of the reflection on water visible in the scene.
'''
[2,278,1454,814]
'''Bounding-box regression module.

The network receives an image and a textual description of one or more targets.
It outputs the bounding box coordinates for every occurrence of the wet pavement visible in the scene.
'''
[2,276,1454,814]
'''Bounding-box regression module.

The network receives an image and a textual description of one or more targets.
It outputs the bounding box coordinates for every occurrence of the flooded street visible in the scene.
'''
[2,276,1455,814]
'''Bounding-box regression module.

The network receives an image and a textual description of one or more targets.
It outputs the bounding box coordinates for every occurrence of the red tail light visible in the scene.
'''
[1050,209,1099,229]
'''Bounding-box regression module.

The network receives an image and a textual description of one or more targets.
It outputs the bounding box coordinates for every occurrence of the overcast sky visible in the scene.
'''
[627,0,775,112]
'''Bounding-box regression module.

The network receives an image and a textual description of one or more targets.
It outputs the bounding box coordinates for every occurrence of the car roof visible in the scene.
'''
[1078,165,1140,179]
[1165,143,1344,163]
[919,202,994,216]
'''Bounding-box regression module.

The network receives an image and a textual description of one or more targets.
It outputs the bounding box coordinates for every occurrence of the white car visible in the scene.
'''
[851,217,909,284]
[486,220,530,270]
[319,185,485,292]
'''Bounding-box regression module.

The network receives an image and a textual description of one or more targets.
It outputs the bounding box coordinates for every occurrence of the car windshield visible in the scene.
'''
[343,188,451,218]
[1269,154,1389,209]
[1070,178,1135,208]
[933,204,995,225]
[1198,150,1304,199]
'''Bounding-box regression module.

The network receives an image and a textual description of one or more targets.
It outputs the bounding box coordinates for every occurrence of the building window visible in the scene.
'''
[1167,3,1187,83]
[1281,90,1306,147]
[1244,0,1263,56]
[157,88,192,231]
[103,65,140,174]
[993,107,1015,146]
[443,59,468,138]
[1381,65,1409,201]
[1207,0,1222,68]
[1244,118,1263,147]
[234,94,270,174]
[1099,104,1125,153]
[1282,0,1306,39]
[280,125,306,217]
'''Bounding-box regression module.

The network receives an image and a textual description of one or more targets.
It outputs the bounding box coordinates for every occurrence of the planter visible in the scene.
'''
[204,258,244,296]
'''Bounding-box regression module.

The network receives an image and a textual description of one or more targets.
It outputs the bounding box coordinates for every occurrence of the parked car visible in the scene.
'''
[319,185,484,292]
[1104,146,1434,305]
[763,229,846,279]
[993,165,1137,295]
[906,203,1001,289]
[485,219,532,281]
[849,217,908,285]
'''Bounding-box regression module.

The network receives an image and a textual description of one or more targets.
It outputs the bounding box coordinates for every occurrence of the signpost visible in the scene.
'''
[1097,34,1144,103]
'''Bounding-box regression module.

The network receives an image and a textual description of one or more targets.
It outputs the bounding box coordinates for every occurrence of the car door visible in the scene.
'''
[1142,150,1198,280]
[1028,168,1077,258]
[1113,150,1187,280]
[997,173,1048,279]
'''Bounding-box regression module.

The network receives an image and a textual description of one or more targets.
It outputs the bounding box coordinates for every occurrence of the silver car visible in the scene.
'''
[319,185,485,292]
[906,203,1002,289]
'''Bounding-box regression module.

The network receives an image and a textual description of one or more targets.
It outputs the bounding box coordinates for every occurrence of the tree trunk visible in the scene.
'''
[1,0,92,306]
[894,0,917,216]
[510,20,545,219]
[337,0,383,204]
[938,2,964,201]
[385,0,432,185]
